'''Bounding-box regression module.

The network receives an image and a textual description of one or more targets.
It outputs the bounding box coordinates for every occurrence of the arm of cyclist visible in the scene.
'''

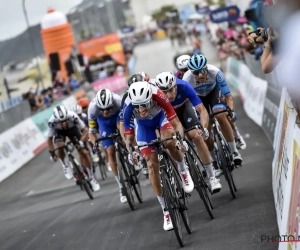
[216,71,236,122]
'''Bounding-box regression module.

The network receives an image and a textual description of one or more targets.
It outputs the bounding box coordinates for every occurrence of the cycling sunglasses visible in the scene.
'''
[100,106,113,111]
[132,101,151,109]
[59,118,69,123]
[191,67,207,75]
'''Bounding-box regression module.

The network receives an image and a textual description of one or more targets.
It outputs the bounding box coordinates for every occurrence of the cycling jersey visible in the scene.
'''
[182,64,230,97]
[88,93,121,133]
[171,78,202,109]
[48,111,85,137]
[123,85,177,135]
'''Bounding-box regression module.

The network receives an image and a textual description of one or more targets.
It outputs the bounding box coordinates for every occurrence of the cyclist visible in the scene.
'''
[175,55,190,79]
[155,71,222,191]
[123,81,194,231]
[183,54,244,172]
[88,88,127,204]
[73,105,88,127]
[47,105,100,191]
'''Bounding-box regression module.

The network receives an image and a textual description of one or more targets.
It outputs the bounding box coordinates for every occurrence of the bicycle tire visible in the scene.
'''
[215,134,236,199]
[161,168,184,247]
[185,146,214,219]
[116,151,136,210]
[186,140,214,210]
[166,152,192,234]
[71,157,94,200]
[99,162,107,181]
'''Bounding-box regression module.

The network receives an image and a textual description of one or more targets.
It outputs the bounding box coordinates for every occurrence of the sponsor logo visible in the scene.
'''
[89,120,97,128]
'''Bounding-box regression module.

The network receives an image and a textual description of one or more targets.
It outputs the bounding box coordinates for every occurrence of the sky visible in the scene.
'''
[0,0,82,41]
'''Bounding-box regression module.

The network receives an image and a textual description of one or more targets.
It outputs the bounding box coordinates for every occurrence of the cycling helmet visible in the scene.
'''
[96,89,113,109]
[176,55,191,70]
[187,54,207,71]
[128,81,152,104]
[72,105,82,115]
[137,72,150,82]
[127,74,145,87]
[155,72,176,91]
[77,97,89,108]
[53,106,68,121]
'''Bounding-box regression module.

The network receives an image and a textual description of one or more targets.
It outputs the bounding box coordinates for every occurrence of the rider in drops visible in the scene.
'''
[183,54,244,172]
[47,105,100,191]
[123,81,194,231]
[174,55,190,80]
[88,89,127,204]
[155,71,222,191]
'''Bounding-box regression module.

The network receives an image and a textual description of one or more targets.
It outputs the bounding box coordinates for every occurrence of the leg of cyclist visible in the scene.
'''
[132,118,173,231]
[159,114,194,194]
[176,101,221,193]
[51,134,73,180]
[230,121,246,150]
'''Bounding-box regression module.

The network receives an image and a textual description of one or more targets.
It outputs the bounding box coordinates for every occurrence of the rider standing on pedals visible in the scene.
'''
[155,71,222,191]
[47,106,100,191]
[88,89,128,204]
[123,81,194,231]
[183,54,245,174]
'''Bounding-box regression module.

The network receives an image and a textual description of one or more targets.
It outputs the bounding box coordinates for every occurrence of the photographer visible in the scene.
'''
[247,27,279,74]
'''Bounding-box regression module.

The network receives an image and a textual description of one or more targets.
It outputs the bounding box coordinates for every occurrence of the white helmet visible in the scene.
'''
[96,89,113,109]
[128,81,152,105]
[176,55,191,70]
[53,106,68,121]
[72,105,82,115]
[155,72,176,91]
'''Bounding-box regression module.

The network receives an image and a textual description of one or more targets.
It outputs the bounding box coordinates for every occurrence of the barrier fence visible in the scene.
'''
[226,56,300,250]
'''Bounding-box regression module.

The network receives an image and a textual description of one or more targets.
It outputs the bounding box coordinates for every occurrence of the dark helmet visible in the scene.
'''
[127,74,145,87]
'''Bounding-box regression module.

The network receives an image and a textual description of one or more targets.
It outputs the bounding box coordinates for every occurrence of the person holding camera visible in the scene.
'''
[247,27,279,74]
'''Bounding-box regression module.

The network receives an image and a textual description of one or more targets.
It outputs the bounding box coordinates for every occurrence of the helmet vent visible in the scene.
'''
[140,88,144,96]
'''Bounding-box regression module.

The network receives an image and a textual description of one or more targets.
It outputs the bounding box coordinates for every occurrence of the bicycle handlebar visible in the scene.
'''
[184,123,205,134]
[209,105,233,119]
[95,132,120,146]
[132,135,177,150]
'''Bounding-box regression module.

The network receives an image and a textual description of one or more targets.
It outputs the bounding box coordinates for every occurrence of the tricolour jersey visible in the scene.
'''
[48,111,85,137]
[88,92,121,133]
[123,85,177,134]
[182,64,230,97]
[171,78,202,109]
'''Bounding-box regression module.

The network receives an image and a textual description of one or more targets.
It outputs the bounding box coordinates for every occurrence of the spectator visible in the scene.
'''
[69,73,81,91]
[98,68,107,80]
[53,71,69,99]
[25,90,44,112]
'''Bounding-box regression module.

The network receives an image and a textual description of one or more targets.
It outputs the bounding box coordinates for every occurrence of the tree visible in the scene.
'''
[205,0,215,6]
[217,0,226,7]
[152,5,175,21]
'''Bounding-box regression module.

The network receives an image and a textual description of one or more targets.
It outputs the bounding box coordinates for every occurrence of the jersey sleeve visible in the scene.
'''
[152,89,177,121]
[120,92,128,121]
[87,101,98,133]
[216,71,231,96]
[181,79,203,107]
[123,97,134,135]
[47,115,56,137]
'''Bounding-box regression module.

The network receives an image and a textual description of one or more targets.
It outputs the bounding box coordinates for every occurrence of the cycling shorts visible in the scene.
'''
[97,111,121,149]
[199,85,227,112]
[175,100,199,129]
[54,126,84,149]
[135,110,173,157]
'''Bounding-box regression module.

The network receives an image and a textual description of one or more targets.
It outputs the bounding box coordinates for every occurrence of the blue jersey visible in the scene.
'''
[182,64,230,97]
[171,78,202,109]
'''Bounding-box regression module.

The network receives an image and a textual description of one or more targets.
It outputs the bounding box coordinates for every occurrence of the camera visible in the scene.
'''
[260,27,275,42]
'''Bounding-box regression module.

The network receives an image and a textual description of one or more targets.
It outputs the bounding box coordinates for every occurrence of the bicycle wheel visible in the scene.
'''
[185,147,214,219]
[99,162,107,180]
[161,168,184,247]
[186,140,214,210]
[164,151,192,234]
[116,151,135,210]
[71,157,94,200]
[215,134,236,199]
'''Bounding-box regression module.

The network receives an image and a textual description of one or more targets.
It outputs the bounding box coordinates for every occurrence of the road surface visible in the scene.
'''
[0,36,278,250]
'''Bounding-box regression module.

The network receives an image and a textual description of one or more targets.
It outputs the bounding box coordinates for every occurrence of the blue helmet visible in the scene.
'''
[187,54,207,71]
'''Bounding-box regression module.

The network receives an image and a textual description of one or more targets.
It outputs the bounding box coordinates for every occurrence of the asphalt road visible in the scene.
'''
[0,36,278,250]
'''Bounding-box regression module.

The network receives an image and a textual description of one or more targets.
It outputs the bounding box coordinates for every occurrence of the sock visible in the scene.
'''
[59,156,69,169]
[233,125,241,139]
[228,141,238,153]
[157,196,166,211]
[115,175,123,189]
[176,160,187,172]
[204,163,215,178]
[209,150,217,162]
[86,167,94,179]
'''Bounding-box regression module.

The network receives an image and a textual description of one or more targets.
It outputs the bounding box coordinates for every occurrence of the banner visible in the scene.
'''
[0,118,45,182]
[210,6,240,23]
[92,75,127,93]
